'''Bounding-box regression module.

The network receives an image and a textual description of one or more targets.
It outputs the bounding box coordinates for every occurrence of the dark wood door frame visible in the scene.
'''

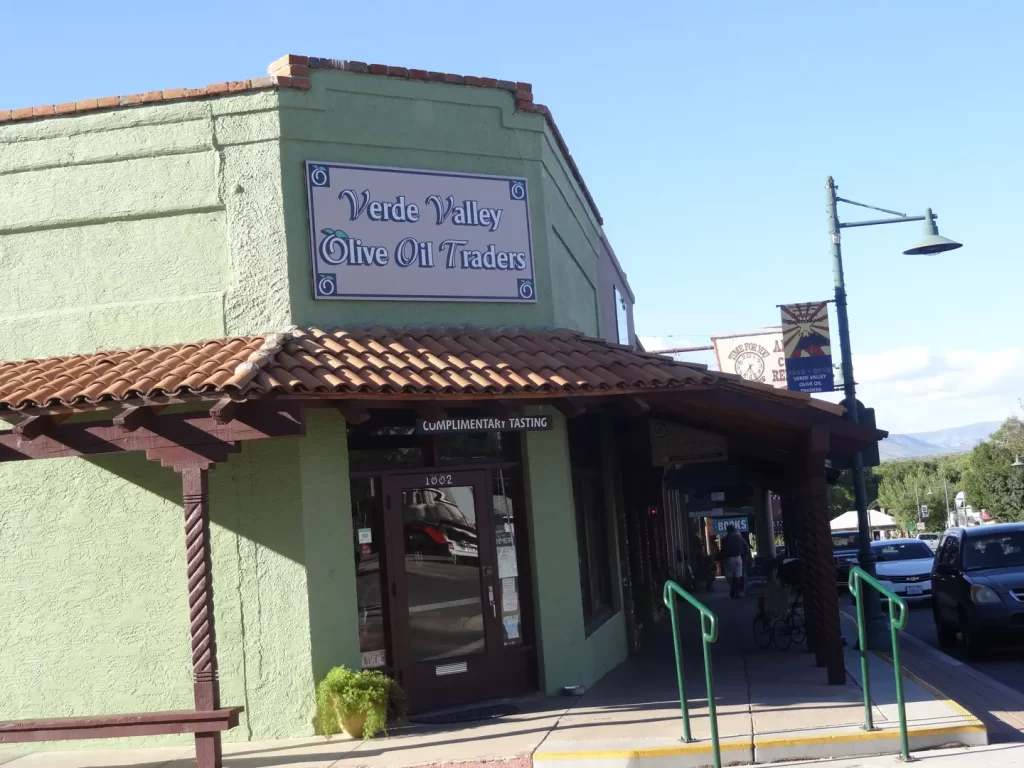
[380,467,533,711]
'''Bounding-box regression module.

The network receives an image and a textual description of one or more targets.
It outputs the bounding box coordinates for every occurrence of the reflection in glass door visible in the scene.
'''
[401,485,487,662]
[386,471,508,710]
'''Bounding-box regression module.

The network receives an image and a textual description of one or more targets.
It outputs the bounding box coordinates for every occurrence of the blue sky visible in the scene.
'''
[3,1,1020,433]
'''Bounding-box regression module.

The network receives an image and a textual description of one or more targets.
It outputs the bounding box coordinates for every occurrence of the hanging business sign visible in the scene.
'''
[306,162,535,303]
[780,302,836,393]
[650,420,728,467]
[711,517,750,535]
[711,328,787,388]
[416,415,552,434]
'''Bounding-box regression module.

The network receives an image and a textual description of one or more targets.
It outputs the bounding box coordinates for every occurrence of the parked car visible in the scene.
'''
[872,539,935,603]
[931,523,1024,657]
[832,532,861,586]
[917,532,940,550]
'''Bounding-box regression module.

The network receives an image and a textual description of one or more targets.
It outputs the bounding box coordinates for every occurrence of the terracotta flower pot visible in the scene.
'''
[342,711,367,739]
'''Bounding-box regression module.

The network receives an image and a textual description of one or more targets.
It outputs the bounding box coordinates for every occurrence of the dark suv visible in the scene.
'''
[832,532,861,586]
[932,523,1024,657]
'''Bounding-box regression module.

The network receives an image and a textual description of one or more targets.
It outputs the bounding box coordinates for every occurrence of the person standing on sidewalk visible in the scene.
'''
[721,524,750,599]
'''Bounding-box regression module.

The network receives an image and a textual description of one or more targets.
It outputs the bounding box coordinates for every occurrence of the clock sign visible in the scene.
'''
[727,343,772,383]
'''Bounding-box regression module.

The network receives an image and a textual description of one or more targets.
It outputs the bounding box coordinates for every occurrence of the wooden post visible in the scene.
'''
[803,426,845,685]
[181,466,222,768]
[783,480,819,655]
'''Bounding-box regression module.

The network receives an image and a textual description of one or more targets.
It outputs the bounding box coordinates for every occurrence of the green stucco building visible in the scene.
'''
[0,55,878,766]
[0,54,639,750]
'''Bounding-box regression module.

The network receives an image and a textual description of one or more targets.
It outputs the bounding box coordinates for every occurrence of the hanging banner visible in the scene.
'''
[780,302,835,393]
[711,328,787,388]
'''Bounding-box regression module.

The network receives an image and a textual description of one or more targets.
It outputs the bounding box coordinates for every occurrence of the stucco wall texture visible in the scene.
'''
[0,69,629,749]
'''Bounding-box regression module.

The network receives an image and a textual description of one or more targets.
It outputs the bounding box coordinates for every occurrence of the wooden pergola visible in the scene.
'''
[0,400,304,768]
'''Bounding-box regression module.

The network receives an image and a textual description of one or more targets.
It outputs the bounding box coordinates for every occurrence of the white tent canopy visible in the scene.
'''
[830,509,896,532]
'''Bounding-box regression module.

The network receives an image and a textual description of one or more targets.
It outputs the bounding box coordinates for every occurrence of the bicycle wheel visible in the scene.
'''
[789,609,806,645]
[772,618,792,651]
[753,614,772,649]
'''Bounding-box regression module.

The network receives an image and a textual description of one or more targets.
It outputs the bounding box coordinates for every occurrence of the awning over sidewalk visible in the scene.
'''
[0,326,884,454]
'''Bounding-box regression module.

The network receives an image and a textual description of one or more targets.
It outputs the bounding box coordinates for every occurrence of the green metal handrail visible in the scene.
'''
[848,565,911,761]
[662,579,720,768]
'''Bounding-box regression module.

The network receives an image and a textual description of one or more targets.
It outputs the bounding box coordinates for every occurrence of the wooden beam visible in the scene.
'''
[552,398,587,419]
[209,399,243,426]
[0,403,304,464]
[336,402,371,426]
[620,396,650,417]
[484,400,518,419]
[113,405,166,431]
[12,414,68,441]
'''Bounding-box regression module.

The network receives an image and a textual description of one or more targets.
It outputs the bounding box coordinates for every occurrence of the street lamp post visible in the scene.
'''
[825,177,962,649]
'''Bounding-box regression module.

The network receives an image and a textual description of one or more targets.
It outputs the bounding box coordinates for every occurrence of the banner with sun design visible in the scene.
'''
[780,302,835,393]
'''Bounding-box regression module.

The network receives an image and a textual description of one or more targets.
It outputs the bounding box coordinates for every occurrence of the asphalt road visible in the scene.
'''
[841,594,1024,695]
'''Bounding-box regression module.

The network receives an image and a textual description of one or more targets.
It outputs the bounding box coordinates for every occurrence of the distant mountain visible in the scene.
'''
[880,421,1002,461]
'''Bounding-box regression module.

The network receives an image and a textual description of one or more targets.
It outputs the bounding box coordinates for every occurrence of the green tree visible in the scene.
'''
[962,417,1024,522]
[875,459,953,533]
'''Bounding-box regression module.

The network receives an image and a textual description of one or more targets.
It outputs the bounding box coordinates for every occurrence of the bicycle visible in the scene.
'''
[752,583,805,650]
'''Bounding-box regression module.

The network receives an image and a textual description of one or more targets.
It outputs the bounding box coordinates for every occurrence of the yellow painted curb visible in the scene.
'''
[757,723,986,749]
[534,723,987,760]
[871,650,984,726]
[533,740,751,760]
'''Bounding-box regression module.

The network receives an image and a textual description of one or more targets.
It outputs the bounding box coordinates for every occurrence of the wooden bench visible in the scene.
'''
[0,707,243,743]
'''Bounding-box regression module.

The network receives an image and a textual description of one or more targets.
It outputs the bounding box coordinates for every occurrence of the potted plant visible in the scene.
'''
[315,666,404,740]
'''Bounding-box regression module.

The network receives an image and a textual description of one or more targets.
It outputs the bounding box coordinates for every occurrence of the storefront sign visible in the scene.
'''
[712,517,749,535]
[649,420,728,467]
[416,415,552,434]
[306,162,535,302]
[711,328,787,388]
[780,302,835,393]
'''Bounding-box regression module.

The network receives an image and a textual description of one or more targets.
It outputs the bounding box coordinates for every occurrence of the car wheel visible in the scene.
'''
[961,613,987,660]
[934,607,956,649]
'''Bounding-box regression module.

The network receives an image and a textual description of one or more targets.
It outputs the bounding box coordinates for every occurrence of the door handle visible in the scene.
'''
[488,586,496,618]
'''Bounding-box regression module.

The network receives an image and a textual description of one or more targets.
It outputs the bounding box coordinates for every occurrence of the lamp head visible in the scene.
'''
[903,208,963,255]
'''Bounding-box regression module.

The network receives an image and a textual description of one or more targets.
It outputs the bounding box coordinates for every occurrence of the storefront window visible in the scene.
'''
[568,416,614,627]
[351,476,389,669]
[614,286,630,346]
[493,468,523,647]
[437,431,505,464]
[349,424,423,469]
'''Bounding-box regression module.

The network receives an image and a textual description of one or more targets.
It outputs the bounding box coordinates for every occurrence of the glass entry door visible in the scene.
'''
[383,470,506,710]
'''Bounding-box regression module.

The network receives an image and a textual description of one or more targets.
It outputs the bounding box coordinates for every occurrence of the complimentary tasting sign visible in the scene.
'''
[306,162,535,302]
[416,416,553,434]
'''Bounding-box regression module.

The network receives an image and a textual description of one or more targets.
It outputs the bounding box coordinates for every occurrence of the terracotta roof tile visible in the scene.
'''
[0,326,802,415]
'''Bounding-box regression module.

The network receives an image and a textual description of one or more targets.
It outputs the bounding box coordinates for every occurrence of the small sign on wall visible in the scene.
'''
[649,420,728,467]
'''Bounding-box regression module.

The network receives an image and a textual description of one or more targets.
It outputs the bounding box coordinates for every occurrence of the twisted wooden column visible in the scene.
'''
[181,466,222,768]
[803,427,845,684]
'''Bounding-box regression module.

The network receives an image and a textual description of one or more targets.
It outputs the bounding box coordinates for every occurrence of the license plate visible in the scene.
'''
[907,585,923,596]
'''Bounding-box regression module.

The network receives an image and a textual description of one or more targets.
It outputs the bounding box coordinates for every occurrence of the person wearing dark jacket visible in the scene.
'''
[721,525,750,599]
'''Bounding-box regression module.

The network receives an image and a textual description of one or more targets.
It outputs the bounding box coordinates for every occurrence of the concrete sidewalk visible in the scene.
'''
[0,587,986,768]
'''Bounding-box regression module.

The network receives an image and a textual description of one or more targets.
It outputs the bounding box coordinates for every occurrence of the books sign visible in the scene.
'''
[780,302,835,393]
[307,162,535,302]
